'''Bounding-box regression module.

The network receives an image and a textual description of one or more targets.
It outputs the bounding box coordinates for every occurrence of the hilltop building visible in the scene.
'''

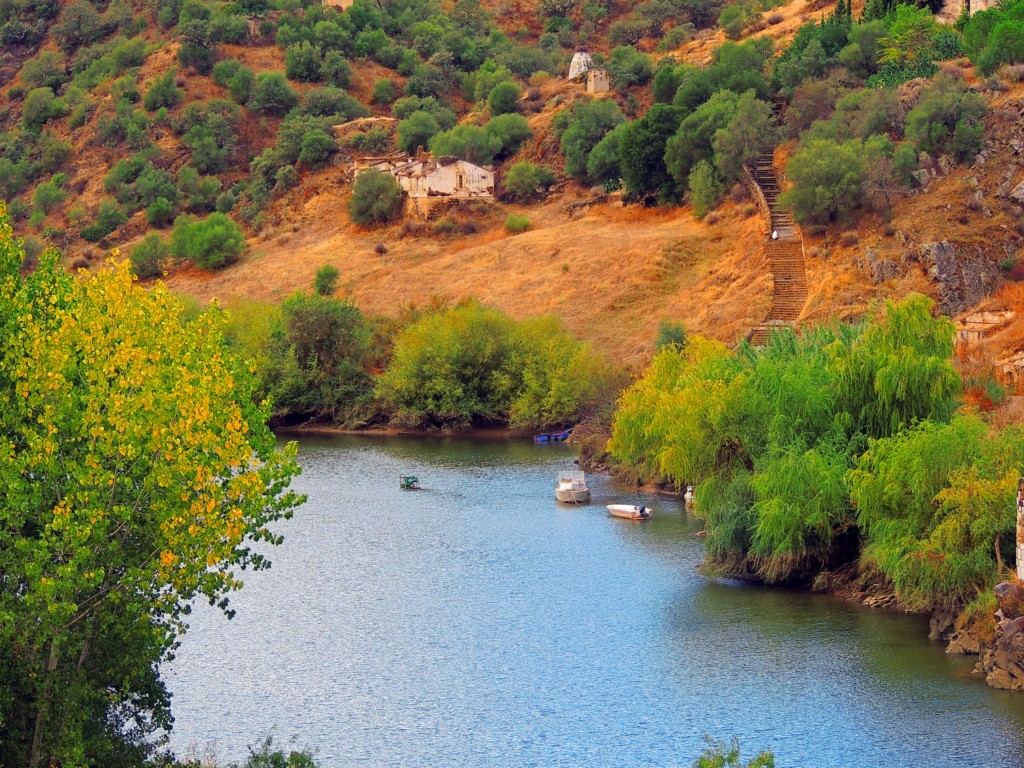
[587,68,610,93]
[568,48,593,81]
[353,153,494,216]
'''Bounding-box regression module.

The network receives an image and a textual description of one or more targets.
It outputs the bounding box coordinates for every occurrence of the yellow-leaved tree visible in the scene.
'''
[0,207,303,767]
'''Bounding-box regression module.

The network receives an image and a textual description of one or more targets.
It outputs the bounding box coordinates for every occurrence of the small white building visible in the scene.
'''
[587,68,610,94]
[568,49,593,81]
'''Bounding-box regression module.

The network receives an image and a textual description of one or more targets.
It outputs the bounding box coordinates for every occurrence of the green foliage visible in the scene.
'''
[665,90,738,193]
[248,72,299,116]
[610,296,966,585]
[607,45,653,88]
[349,169,405,226]
[378,302,598,428]
[692,738,775,768]
[170,212,246,269]
[689,159,724,218]
[398,110,442,154]
[298,129,337,169]
[430,124,502,165]
[373,78,397,104]
[130,233,169,278]
[487,79,522,115]
[33,175,66,214]
[143,69,182,112]
[559,97,625,183]
[146,197,175,228]
[905,75,987,162]
[654,319,688,351]
[780,137,868,225]
[80,199,126,242]
[586,122,626,188]
[676,39,772,113]
[503,161,556,201]
[0,215,301,767]
[619,103,681,201]
[19,51,68,91]
[484,113,533,159]
[711,91,778,182]
[314,264,340,296]
[505,213,530,233]
[22,87,67,132]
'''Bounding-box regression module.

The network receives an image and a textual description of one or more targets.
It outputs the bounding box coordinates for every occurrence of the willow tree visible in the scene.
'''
[0,210,303,767]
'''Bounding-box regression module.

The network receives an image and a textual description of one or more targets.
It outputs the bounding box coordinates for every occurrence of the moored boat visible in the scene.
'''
[555,470,591,503]
[534,429,571,443]
[606,504,651,521]
[399,475,421,490]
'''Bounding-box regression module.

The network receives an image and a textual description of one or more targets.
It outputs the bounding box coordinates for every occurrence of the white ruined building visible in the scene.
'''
[587,68,610,93]
[568,48,593,81]
[357,155,494,200]
[956,309,1016,343]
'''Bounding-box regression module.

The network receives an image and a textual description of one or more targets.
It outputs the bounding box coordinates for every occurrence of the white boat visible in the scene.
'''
[606,504,651,521]
[555,470,591,503]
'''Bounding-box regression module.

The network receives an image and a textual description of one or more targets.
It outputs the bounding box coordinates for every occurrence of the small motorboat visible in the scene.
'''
[534,430,571,443]
[606,504,652,521]
[555,470,591,503]
[399,475,421,490]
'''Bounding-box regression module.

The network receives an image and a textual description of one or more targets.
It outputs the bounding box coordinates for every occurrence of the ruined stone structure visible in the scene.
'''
[568,49,593,81]
[586,68,610,94]
[323,0,355,9]
[353,154,494,217]
[939,0,997,22]
[956,309,1016,343]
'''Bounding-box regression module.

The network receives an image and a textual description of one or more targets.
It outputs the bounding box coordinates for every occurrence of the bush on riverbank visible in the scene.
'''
[377,301,602,429]
[608,295,1021,614]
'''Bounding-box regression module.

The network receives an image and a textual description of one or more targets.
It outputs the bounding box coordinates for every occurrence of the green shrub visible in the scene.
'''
[372,79,396,104]
[503,162,555,201]
[314,264,340,296]
[349,170,405,226]
[505,213,530,233]
[80,199,127,242]
[607,45,653,88]
[146,197,175,228]
[487,80,522,115]
[398,111,441,154]
[688,159,724,219]
[20,51,68,91]
[170,212,246,269]
[298,129,337,169]
[430,125,502,165]
[22,88,67,132]
[248,72,299,116]
[143,70,182,112]
[212,59,242,88]
[130,233,169,278]
[905,75,987,162]
[559,98,625,182]
[484,113,533,159]
[33,177,66,214]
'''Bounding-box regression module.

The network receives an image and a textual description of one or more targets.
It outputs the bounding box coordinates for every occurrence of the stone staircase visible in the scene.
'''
[747,151,808,347]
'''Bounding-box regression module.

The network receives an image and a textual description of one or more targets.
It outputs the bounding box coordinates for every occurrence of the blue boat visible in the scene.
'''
[534,430,571,443]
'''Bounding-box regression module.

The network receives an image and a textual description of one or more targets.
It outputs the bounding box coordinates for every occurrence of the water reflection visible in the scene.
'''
[166,435,1024,768]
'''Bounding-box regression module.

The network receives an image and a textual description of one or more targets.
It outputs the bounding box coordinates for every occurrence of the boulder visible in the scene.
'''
[1009,178,1024,205]
[919,240,1002,316]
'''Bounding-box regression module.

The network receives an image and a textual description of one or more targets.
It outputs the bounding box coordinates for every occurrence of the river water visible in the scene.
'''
[165,436,1024,767]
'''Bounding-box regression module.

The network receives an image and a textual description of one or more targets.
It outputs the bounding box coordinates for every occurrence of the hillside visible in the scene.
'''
[3,0,1024,368]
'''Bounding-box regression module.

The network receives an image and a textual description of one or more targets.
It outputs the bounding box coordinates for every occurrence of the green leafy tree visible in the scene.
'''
[248,72,299,116]
[689,159,724,218]
[170,212,247,269]
[349,169,405,225]
[905,75,986,162]
[314,264,340,296]
[619,103,681,201]
[712,91,778,182]
[0,211,302,767]
[485,113,533,159]
[607,45,653,87]
[503,161,556,201]
[130,232,169,277]
[430,125,502,165]
[487,80,522,115]
[665,90,739,193]
[398,110,441,154]
[780,137,867,224]
[559,98,625,183]
[143,69,182,112]
[298,129,337,169]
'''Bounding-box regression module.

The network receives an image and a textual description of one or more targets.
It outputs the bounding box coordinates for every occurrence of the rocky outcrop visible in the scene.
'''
[978,581,1024,690]
[917,240,1002,316]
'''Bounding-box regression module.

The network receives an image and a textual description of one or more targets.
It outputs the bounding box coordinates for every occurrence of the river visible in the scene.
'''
[165,435,1024,767]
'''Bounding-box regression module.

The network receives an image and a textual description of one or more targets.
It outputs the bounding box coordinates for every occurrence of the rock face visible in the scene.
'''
[918,240,1002,316]
[979,582,1024,690]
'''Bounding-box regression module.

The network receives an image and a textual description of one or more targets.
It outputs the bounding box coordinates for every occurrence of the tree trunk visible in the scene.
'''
[1017,478,1024,581]
[28,639,60,768]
